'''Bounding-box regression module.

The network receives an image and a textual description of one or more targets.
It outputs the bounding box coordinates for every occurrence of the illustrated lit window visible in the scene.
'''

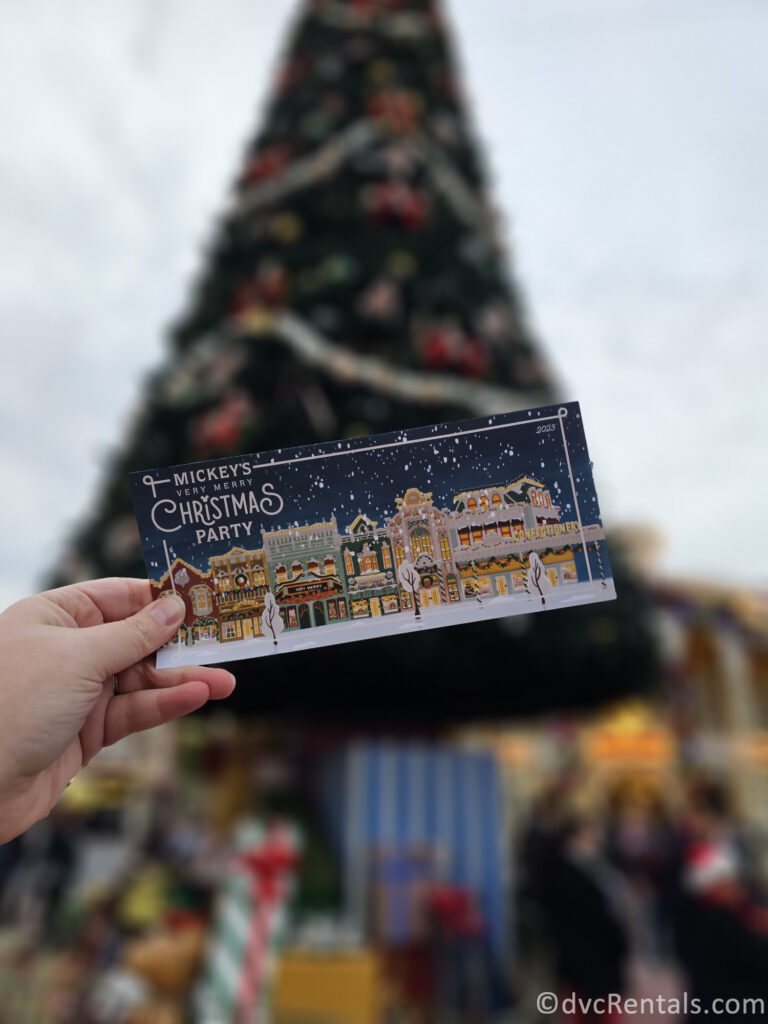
[338,599,348,619]
[223,621,237,639]
[287,608,298,628]
[479,495,489,510]
[500,522,512,537]
[344,550,355,575]
[395,543,405,565]
[467,497,477,512]
[253,569,266,586]
[471,526,483,544]
[275,564,288,582]
[458,528,470,548]
[412,531,432,557]
[307,558,320,573]
[360,553,377,573]
[382,546,392,568]
[293,560,304,576]
[492,493,502,509]
[323,556,336,575]
[439,534,451,560]
[545,492,552,507]
[190,585,212,616]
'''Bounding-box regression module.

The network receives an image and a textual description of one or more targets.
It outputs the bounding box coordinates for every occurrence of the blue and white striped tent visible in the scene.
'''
[319,742,511,964]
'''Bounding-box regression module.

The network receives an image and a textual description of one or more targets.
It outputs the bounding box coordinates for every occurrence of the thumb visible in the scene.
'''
[79,594,187,678]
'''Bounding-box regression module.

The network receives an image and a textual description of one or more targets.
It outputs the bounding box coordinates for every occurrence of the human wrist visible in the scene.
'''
[0,768,49,843]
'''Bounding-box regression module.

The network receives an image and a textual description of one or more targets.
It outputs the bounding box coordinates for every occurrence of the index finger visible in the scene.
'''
[44,578,154,627]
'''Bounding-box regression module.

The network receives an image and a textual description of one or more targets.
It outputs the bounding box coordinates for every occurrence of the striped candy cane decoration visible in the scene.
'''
[195,819,301,1024]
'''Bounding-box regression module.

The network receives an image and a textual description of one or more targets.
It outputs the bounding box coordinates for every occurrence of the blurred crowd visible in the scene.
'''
[3,750,768,1023]
[519,777,768,1022]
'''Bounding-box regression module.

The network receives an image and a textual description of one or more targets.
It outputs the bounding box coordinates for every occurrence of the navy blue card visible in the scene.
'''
[130,401,614,666]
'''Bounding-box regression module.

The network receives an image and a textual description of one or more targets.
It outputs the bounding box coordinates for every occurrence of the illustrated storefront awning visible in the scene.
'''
[275,573,344,605]
[348,572,395,593]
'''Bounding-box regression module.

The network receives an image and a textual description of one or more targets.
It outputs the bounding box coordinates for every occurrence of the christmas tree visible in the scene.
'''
[51,0,657,719]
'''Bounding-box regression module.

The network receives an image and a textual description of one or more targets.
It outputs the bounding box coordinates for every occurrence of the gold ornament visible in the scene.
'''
[269,212,303,243]
[387,250,417,278]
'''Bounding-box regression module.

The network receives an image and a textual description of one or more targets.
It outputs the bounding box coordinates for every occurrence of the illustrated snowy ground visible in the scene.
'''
[157,578,616,668]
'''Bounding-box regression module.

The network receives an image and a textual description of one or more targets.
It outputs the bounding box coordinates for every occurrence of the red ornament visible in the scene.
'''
[274,56,307,93]
[191,393,254,455]
[457,337,491,379]
[421,328,453,370]
[400,190,427,230]
[231,264,288,318]
[230,280,260,317]
[239,144,291,188]
[417,324,490,378]
[367,181,428,230]
[351,0,403,17]
[367,88,421,134]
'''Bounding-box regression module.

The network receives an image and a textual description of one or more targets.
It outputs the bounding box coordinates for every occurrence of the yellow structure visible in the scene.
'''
[273,950,383,1024]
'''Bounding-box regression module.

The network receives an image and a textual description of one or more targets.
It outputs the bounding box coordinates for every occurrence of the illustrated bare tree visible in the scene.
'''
[398,560,421,619]
[524,551,550,606]
[470,558,483,605]
[261,592,285,645]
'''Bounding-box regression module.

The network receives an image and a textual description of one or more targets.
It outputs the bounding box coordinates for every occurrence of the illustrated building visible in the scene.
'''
[385,488,461,607]
[150,558,218,647]
[341,513,401,619]
[262,520,348,630]
[210,546,269,642]
[148,467,594,651]
[448,478,578,597]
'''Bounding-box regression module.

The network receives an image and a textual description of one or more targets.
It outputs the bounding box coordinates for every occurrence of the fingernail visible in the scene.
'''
[149,594,186,626]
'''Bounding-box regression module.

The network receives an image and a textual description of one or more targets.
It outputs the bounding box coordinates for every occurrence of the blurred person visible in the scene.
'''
[517,781,573,992]
[1,805,77,941]
[539,816,630,1024]
[427,883,494,1023]
[674,840,768,1022]
[604,793,676,959]
[0,579,235,845]
[678,779,760,896]
[0,831,22,921]
[520,782,572,906]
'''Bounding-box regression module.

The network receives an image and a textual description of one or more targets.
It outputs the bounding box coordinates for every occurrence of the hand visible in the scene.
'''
[0,578,235,842]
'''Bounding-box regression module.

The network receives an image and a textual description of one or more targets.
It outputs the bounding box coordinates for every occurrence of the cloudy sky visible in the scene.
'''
[0,0,766,608]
